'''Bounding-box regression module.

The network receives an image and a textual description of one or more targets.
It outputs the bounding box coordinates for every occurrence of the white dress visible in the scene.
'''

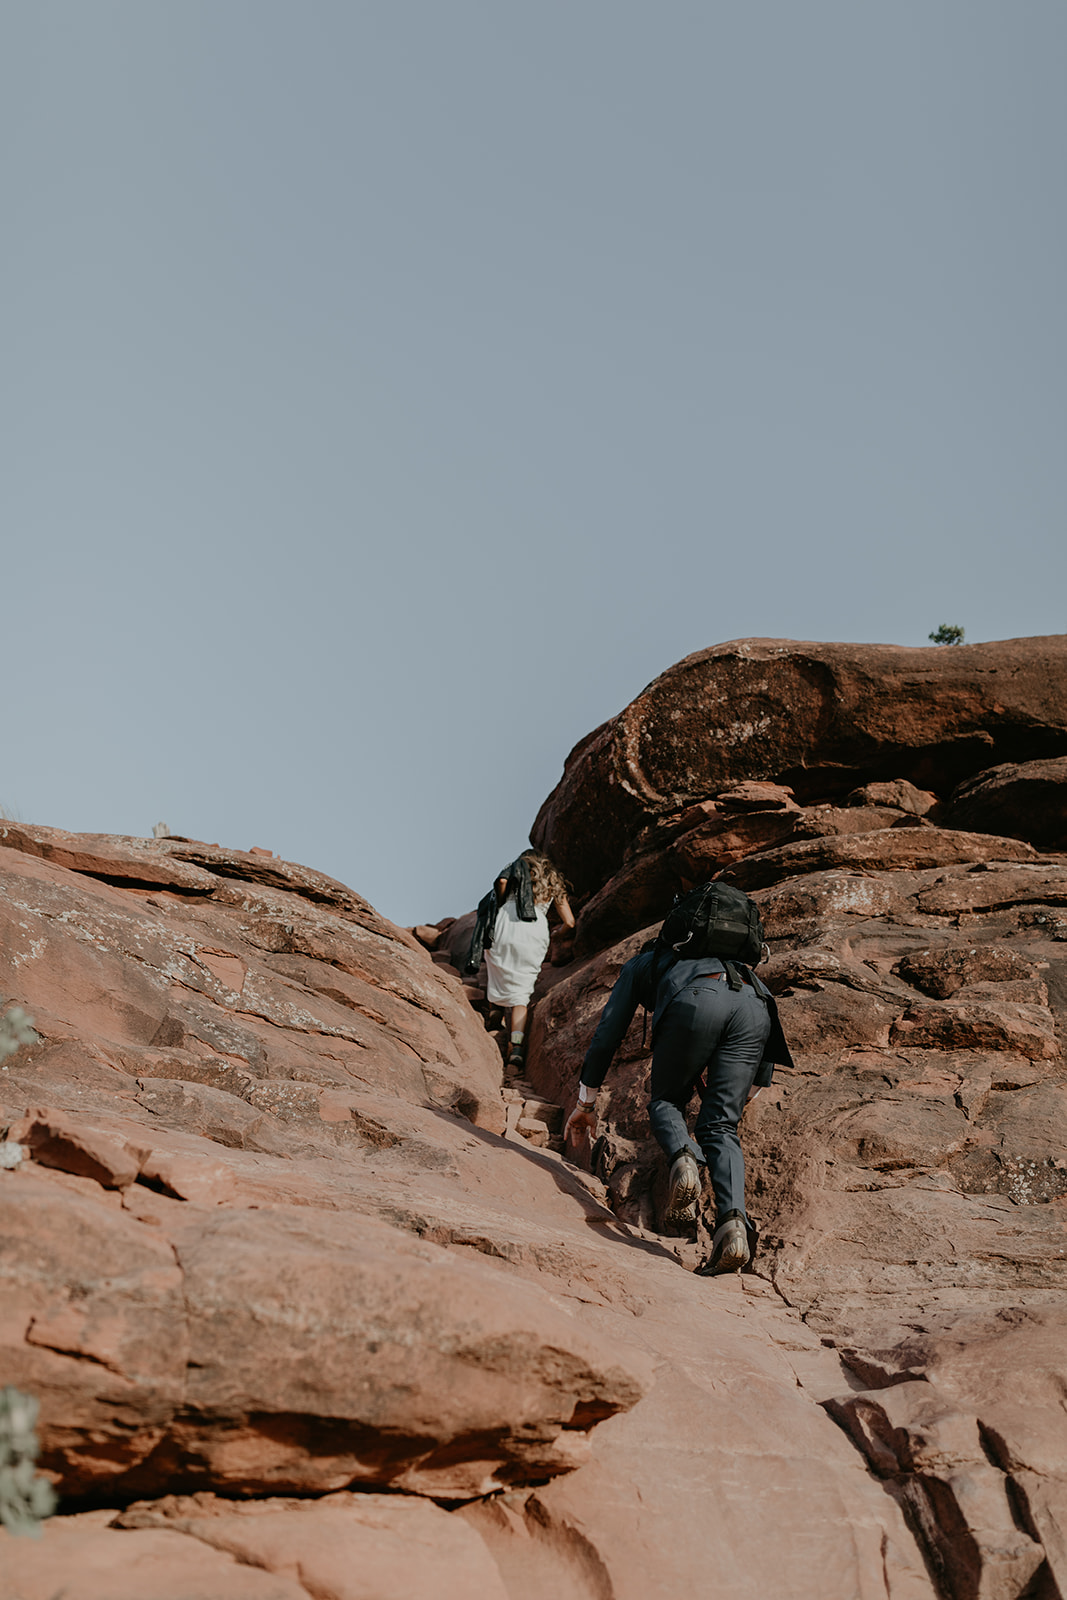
[484,895,552,1006]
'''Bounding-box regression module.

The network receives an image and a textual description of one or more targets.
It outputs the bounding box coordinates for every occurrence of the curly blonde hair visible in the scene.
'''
[522,850,570,906]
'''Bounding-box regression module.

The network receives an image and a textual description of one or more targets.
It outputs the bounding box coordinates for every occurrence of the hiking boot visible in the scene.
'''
[697,1210,751,1276]
[507,1045,525,1068]
[666,1150,700,1220]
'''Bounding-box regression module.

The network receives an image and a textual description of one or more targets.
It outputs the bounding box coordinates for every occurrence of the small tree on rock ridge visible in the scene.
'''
[929,624,965,646]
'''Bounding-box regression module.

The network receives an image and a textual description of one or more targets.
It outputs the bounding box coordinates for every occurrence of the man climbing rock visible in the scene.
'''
[563,882,794,1275]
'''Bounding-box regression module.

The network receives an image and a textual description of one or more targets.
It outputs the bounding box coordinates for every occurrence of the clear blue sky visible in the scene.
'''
[4,2,1065,925]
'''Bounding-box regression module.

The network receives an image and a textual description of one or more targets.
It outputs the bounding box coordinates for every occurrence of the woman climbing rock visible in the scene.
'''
[465,851,574,1066]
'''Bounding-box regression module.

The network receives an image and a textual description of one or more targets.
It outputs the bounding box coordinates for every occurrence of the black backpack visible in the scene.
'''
[658,879,765,966]
[638,880,767,1039]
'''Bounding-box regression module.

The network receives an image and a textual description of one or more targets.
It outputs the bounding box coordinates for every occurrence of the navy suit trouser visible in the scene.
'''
[648,976,771,1222]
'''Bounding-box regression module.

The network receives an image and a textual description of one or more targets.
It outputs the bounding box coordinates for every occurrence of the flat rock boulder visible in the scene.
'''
[847,778,941,814]
[0,1161,647,1501]
[0,1511,310,1600]
[116,1493,511,1600]
[724,826,1037,892]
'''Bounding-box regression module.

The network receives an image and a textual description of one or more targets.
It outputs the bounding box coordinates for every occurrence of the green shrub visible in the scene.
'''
[0,1008,52,1535]
[0,1003,37,1064]
[0,1388,57,1536]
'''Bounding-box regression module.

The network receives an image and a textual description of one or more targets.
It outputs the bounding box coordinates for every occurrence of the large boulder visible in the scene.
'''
[531,636,1067,900]
[943,756,1067,850]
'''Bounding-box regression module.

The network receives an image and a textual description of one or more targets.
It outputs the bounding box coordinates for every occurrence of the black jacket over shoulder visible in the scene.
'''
[579,949,795,1090]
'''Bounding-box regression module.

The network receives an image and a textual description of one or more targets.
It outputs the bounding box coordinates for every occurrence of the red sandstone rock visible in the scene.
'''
[1,1168,188,1490]
[824,1308,1067,1598]
[890,997,1059,1059]
[794,802,911,836]
[0,1161,647,1500]
[463,1276,938,1600]
[565,819,1040,966]
[669,804,802,877]
[0,832,505,1135]
[945,756,1067,850]
[847,778,940,814]
[570,850,676,958]
[0,1512,309,1600]
[716,780,800,810]
[825,1381,1045,1599]
[896,944,1037,997]
[915,862,1067,917]
[724,826,1037,891]
[117,1493,511,1600]
[531,636,1067,898]
[138,1146,237,1204]
[8,1109,142,1188]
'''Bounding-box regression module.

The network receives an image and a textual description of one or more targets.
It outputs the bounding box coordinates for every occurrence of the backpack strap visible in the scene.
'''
[723,959,744,992]
[641,941,673,1048]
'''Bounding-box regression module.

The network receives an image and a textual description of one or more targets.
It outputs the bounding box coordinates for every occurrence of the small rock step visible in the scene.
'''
[521,1099,563,1134]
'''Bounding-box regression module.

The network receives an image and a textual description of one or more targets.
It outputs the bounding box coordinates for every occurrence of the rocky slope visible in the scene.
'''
[3,636,1067,1600]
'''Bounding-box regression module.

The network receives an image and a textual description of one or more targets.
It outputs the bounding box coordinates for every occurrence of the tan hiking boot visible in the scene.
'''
[666,1150,700,1220]
[697,1212,751,1275]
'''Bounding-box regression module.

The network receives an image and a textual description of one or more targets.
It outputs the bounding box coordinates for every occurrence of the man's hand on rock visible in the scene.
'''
[564,1104,597,1143]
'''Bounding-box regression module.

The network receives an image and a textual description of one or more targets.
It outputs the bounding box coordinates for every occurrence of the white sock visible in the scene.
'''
[510,1031,524,1045]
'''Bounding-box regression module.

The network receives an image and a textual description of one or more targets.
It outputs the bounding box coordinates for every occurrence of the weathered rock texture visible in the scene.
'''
[4,636,1067,1600]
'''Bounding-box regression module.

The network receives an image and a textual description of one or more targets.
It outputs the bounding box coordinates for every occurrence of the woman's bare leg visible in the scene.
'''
[507,1003,529,1064]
